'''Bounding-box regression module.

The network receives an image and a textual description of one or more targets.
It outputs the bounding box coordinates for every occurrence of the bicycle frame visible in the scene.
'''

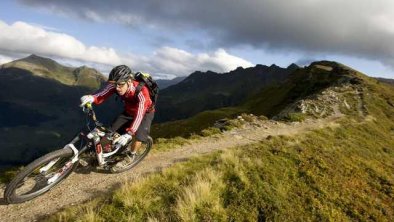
[42,104,122,175]
[4,102,152,204]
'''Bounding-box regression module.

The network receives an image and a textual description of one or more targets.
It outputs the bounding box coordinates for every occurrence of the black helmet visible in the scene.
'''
[108,65,134,83]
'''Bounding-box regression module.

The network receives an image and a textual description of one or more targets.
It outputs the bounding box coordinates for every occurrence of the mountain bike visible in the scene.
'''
[4,103,152,204]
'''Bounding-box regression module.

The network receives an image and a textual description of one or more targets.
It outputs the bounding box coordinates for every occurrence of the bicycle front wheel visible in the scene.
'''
[4,148,77,204]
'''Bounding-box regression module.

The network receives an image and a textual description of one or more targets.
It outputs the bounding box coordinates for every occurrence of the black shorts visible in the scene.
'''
[110,111,154,142]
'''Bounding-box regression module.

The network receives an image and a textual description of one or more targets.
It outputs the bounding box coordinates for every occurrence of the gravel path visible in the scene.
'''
[0,116,342,222]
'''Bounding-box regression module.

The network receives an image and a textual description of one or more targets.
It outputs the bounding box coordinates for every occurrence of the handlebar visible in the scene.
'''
[82,103,113,133]
[82,103,100,127]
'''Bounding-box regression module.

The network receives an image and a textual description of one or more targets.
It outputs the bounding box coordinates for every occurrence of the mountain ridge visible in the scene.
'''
[156,63,298,122]
[156,76,187,89]
[0,54,393,221]
[1,55,390,171]
[151,60,382,138]
[1,58,393,221]
[1,54,105,89]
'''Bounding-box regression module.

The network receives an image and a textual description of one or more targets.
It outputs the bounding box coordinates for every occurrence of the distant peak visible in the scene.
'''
[20,54,57,64]
[269,64,280,69]
[309,60,340,68]
[25,54,50,61]
[287,63,299,70]
[7,54,69,74]
[255,64,267,68]
[27,54,39,58]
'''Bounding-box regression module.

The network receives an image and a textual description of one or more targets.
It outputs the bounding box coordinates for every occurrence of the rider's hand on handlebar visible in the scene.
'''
[113,133,132,146]
[80,95,94,107]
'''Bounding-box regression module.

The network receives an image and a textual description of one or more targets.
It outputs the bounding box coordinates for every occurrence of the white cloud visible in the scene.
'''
[0,20,122,65]
[371,14,394,35]
[0,54,13,65]
[19,0,394,70]
[197,48,254,72]
[0,20,253,77]
[147,47,253,75]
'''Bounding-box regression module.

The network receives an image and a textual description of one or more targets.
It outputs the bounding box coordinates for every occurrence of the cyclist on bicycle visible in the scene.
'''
[80,65,154,168]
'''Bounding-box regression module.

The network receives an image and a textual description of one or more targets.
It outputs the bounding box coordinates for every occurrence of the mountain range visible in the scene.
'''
[150,61,376,138]
[155,64,299,122]
[0,54,393,170]
[376,77,394,85]
[156,76,187,89]
[1,54,394,221]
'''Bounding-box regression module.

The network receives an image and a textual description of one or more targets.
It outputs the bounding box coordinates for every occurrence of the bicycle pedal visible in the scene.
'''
[79,159,89,167]
[96,164,111,171]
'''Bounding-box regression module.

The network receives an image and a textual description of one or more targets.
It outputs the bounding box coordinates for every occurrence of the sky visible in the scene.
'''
[0,0,393,79]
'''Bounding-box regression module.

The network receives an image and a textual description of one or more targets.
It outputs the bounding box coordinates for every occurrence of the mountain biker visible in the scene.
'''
[80,65,154,168]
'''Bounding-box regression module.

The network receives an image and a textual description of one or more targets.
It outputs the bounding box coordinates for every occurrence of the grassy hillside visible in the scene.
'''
[243,61,364,117]
[151,61,372,139]
[47,65,394,221]
[155,64,295,123]
[151,106,247,138]
[1,54,105,88]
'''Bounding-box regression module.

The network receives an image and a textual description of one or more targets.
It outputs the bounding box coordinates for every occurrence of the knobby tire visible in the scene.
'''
[110,136,153,173]
[4,148,77,204]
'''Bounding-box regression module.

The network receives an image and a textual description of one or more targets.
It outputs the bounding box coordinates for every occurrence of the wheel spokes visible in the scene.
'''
[14,159,73,196]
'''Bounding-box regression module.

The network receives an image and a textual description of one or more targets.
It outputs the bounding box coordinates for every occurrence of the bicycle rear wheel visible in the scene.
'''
[4,148,77,204]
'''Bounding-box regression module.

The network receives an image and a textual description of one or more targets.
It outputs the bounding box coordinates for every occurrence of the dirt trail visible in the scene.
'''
[0,116,343,222]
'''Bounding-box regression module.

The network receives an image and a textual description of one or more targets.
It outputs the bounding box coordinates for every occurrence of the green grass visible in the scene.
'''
[282,112,306,122]
[151,106,246,138]
[151,61,377,139]
[46,70,394,221]
[47,110,394,221]
[0,167,20,184]
[152,137,192,153]
[2,60,390,221]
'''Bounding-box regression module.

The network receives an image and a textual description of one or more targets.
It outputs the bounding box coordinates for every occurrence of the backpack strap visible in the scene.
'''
[135,81,155,112]
[135,81,145,97]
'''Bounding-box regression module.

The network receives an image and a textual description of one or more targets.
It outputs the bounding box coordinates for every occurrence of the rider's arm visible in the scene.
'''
[92,83,116,105]
[126,86,151,135]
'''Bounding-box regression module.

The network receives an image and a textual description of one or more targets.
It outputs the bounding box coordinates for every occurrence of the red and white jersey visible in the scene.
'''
[92,81,153,135]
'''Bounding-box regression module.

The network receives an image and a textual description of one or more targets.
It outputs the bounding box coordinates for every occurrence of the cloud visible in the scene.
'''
[19,0,394,68]
[0,54,13,65]
[0,20,253,76]
[0,20,122,65]
[149,47,253,75]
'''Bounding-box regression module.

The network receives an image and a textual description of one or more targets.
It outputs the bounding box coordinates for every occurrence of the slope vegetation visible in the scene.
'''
[152,61,371,138]
[45,64,394,221]
[1,54,104,88]
[0,61,392,221]
[155,64,297,122]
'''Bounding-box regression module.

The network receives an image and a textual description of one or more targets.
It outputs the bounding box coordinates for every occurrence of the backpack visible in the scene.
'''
[134,72,159,108]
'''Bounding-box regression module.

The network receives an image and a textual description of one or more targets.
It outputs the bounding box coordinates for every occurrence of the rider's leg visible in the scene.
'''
[110,112,132,132]
[112,112,154,169]
[132,112,154,153]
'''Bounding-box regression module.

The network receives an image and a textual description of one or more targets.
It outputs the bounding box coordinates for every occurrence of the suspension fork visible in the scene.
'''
[63,133,86,163]
[40,134,83,174]
[91,136,106,166]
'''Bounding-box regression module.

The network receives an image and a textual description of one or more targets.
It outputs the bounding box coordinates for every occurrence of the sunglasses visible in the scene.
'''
[115,82,126,87]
